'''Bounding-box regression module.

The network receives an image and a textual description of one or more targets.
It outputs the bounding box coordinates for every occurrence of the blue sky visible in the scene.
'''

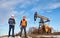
[0,0,60,36]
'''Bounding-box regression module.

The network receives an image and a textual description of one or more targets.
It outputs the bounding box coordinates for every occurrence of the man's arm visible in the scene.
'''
[14,19,16,24]
[26,21,27,26]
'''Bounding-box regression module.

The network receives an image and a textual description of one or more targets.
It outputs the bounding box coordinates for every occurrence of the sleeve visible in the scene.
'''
[26,21,27,26]
[14,19,16,24]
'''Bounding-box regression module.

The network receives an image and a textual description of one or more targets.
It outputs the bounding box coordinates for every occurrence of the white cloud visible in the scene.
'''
[30,2,60,14]
[46,3,60,9]
[46,10,52,12]
[19,0,40,8]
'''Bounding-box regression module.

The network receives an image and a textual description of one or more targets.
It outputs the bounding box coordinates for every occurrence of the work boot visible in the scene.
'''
[25,35,28,38]
[20,35,21,37]
[8,35,10,37]
[12,35,15,37]
[8,36,10,37]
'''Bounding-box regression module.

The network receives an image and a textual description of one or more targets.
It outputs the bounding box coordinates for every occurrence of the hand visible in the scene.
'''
[13,24,15,25]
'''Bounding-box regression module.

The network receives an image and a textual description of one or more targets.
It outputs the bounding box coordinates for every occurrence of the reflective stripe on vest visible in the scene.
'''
[21,20,26,26]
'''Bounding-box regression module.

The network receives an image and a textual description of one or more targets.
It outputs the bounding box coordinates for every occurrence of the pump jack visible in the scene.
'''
[34,12,50,34]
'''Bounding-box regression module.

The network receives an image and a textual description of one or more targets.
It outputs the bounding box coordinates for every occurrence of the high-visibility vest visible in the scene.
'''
[21,20,27,26]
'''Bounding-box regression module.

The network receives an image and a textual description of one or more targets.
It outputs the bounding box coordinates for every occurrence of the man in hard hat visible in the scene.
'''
[20,16,27,37]
[8,15,16,37]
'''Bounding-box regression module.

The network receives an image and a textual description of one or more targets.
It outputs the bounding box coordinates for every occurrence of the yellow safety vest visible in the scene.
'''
[21,20,27,26]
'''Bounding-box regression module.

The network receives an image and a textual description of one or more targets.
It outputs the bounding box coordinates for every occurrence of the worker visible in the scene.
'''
[20,16,27,38]
[8,15,16,37]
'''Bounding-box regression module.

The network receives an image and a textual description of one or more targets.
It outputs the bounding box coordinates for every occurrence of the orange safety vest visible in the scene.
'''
[21,20,27,26]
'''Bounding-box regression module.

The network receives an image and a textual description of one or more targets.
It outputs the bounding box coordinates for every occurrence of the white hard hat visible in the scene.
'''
[11,15,14,17]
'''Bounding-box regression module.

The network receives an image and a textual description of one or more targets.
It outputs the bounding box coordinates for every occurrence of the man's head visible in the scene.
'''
[11,15,14,19]
[23,16,26,19]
